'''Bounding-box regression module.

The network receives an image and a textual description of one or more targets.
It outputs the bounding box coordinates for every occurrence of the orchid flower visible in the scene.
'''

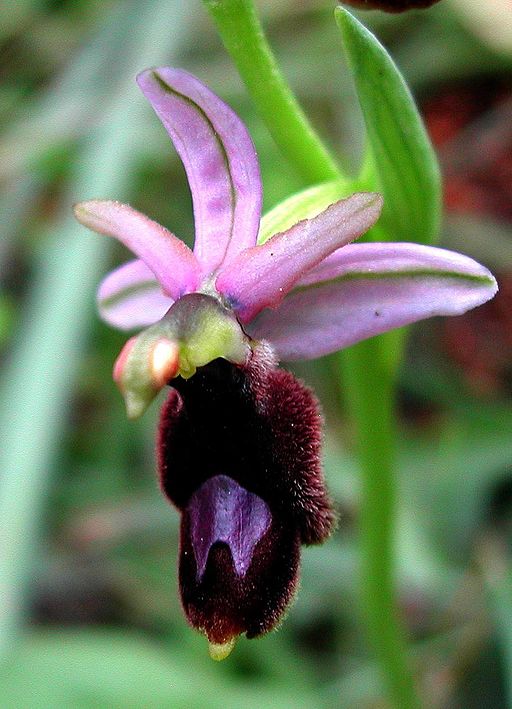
[74,67,497,660]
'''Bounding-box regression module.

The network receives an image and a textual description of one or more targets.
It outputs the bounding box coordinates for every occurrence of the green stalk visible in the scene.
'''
[203,0,340,184]
[203,2,420,706]
[341,337,421,709]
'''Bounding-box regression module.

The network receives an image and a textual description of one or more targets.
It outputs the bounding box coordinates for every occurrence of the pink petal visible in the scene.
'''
[246,242,498,360]
[74,200,200,300]
[216,193,383,323]
[98,259,173,330]
[137,68,262,275]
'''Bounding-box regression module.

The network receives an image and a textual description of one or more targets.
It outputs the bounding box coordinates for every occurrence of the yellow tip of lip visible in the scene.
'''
[208,637,236,661]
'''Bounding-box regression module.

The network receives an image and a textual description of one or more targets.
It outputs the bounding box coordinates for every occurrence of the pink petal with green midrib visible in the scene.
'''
[74,200,200,299]
[98,259,173,330]
[216,193,383,323]
[246,242,498,360]
[137,68,262,275]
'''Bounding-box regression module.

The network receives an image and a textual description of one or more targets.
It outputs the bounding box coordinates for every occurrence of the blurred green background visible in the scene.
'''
[0,1,511,706]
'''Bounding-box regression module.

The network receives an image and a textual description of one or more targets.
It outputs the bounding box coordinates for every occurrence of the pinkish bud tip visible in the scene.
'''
[113,336,138,387]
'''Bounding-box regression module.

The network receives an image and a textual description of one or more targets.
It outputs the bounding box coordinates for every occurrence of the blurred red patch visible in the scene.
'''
[423,79,512,222]
[422,79,512,393]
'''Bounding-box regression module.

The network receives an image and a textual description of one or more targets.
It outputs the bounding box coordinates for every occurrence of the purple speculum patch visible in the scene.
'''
[187,474,272,581]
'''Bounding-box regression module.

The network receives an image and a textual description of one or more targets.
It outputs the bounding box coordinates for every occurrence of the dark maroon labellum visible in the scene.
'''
[341,0,442,11]
[158,345,335,647]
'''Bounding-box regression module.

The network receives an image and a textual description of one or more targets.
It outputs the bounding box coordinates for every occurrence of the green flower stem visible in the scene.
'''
[203,2,421,706]
[202,0,341,185]
[341,337,421,709]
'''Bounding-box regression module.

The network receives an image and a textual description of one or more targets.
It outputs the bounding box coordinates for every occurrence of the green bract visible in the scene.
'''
[335,7,442,245]
[258,181,349,244]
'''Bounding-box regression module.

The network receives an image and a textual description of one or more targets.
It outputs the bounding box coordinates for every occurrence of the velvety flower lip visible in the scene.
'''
[158,347,332,654]
[73,66,497,658]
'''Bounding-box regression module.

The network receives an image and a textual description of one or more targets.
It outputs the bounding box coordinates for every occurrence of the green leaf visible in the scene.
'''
[335,7,442,245]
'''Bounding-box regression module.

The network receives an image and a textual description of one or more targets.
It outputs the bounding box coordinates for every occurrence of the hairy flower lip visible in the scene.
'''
[159,350,333,647]
[158,347,335,545]
[179,510,301,646]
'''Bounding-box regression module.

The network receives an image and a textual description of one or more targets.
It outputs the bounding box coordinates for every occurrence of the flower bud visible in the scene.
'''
[113,293,251,419]
[113,333,179,419]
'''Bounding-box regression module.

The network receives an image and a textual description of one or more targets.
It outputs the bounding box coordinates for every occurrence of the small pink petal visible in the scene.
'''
[74,200,200,299]
[215,193,383,323]
[98,260,173,330]
[246,242,497,360]
[137,68,262,275]
[98,259,157,303]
